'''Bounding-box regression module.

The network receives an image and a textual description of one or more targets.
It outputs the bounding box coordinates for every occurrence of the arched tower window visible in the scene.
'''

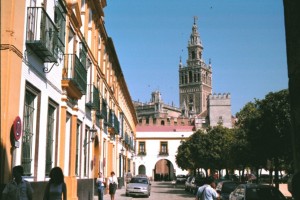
[192,51,195,59]
[189,71,193,83]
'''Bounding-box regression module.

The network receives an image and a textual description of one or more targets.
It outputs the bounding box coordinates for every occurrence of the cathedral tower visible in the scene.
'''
[179,17,212,115]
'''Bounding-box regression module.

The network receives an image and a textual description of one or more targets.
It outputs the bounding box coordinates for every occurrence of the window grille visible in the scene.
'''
[45,104,55,175]
[22,90,36,176]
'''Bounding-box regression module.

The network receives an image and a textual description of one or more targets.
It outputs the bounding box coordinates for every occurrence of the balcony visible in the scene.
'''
[26,7,62,63]
[101,98,108,121]
[62,54,87,99]
[113,113,120,134]
[107,109,119,134]
[159,151,169,156]
[138,152,146,156]
[125,133,129,145]
[86,84,100,110]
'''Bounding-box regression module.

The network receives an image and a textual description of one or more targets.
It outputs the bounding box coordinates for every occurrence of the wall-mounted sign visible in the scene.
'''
[13,116,22,141]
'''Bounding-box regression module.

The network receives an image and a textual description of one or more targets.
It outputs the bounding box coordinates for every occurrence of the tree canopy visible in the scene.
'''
[176,89,293,184]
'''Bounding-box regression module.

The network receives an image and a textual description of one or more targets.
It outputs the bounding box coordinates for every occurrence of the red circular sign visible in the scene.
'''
[13,116,22,141]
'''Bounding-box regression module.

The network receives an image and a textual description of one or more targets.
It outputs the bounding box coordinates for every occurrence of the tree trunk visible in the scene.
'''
[274,157,279,188]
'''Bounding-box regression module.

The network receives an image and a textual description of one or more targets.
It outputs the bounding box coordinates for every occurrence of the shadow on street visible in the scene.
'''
[153,182,195,198]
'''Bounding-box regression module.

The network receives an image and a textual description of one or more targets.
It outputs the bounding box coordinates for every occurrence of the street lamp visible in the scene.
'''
[90,125,97,142]
[120,147,125,154]
[83,125,97,147]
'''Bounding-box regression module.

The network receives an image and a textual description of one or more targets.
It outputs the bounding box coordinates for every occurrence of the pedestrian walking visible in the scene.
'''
[108,171,118,200]
[43,167,67,200]
[96,172,106,200]
[195,177,219,200]
[1,165,34,200]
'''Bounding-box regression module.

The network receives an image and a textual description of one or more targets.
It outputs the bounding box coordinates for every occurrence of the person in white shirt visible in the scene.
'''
[195,177,219,200]
[108,171,118,200]
[96,172,105,200]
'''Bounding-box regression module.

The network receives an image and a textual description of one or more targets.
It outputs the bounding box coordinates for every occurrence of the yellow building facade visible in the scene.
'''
[1,0,137,199]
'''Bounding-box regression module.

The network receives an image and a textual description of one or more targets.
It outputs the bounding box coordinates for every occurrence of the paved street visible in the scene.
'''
[94,182,194,200]
[94,181,292,200]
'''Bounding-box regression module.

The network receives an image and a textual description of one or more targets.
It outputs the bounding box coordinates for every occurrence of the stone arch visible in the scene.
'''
[138,164,146,175]
[153,159,175,181]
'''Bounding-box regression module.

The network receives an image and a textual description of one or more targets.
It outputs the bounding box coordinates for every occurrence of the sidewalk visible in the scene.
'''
[94,186,132,200]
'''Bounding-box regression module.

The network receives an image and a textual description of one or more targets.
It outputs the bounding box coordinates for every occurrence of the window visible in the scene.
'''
[88,8,92,27]
[218,116,223,125]
[167,118,170,124]
[139,142,145,155]
[120,113,124,138]
[22,84,40,176]
[127,159,131,173]
[27,0,37,40]
[79,42,87,69]
[192,51,195,59]
[160,142,168,155]
[45,102,57,176]
[189,95,193,103]
[55,0,66,52]
[83,128,88,177]
[189,71,193,83]
[81,0,85,11]
[75,123,81,176]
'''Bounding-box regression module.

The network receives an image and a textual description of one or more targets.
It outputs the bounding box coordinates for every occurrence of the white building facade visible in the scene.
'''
[134,126,194,180]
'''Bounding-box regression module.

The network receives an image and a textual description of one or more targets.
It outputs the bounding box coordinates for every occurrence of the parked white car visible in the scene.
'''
[125,176,151,197]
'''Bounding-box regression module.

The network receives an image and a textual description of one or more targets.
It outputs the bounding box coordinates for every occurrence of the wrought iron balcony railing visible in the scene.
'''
[159,151,169,156]
[86,84,100,110]
[138,152,146,156]
[113,113,119,134]
[26,7,62,62]
[62,54,87,96]
[124,133,128,144]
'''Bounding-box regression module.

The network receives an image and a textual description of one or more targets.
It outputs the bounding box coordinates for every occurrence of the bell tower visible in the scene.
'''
[179,17,212,115]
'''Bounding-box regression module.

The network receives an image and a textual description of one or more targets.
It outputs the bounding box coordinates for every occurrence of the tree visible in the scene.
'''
[205,126,234,174]
[257,89,292,187]
[235,102,265,179]
[235,89,292,187]
[176,139,195,171]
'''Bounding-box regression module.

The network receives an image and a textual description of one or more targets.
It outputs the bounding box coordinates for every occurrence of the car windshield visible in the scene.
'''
[130,178,148,184]
[222,182,238,193]
[246,187,286,200]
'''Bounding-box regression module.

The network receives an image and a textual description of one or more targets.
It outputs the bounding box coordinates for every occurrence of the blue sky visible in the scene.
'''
[104,0,288,115]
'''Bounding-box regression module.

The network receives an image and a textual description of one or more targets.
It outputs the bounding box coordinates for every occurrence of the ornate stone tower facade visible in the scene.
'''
[179,17,212,116]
